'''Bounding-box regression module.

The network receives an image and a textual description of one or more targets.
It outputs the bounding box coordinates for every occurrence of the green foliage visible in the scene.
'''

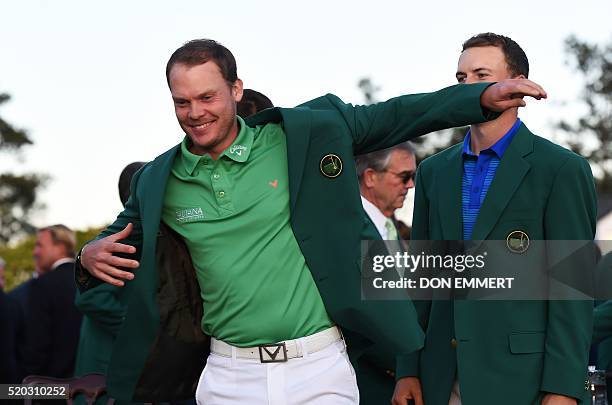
[0,93,32,150]
[357,77,381,105]
[0,234,36,291]
[0,92,46,243]
[558,35,612,192]
[0,226,105,291]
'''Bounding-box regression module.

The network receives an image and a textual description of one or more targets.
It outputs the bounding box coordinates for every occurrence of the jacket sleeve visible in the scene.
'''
[74,165,146,292]
[540,155,597,401]
[306,82,497,155]
[73,164,148,338]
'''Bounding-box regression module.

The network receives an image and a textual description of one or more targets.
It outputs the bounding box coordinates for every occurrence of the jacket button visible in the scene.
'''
[451,338,458,348]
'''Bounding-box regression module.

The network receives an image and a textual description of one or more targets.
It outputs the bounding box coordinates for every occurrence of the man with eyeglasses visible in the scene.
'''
[355,142,417,403]
[356,142,416,242]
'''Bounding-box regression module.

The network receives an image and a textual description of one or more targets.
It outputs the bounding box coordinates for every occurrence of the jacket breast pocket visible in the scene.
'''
[508,332,545,354]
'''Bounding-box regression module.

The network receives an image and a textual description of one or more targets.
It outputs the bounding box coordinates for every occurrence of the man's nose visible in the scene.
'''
[189,102,205,120]
[464,75,477,85]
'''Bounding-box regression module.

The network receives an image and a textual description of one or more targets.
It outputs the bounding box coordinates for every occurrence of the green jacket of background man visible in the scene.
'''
[75,83,497,403]
[402,123,597,404]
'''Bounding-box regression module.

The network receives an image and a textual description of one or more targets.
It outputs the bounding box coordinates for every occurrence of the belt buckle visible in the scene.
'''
[258,342,288,363]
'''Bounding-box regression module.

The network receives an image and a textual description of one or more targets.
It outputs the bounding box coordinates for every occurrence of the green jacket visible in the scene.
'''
[593,253,612,346]
[404,123,597,404]
[75,83,495,403]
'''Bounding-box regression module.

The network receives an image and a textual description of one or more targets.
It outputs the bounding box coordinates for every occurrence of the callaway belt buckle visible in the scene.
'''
[258,342,288,363]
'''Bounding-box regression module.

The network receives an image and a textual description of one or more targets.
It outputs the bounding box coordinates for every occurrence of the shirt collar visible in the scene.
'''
[462,118,522,158]
[219,116,254,163]
[179,116,255,175]
[361,196,389,239]
[51,257,75,271]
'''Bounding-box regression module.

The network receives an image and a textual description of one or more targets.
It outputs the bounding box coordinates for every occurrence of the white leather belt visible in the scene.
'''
[210,326,342,363]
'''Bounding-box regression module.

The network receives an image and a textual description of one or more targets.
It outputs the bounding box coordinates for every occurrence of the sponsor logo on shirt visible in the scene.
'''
[176,207,204,223]
[229,144,248,156]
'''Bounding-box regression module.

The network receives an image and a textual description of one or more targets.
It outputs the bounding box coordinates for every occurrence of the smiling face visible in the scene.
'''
[169,61,243,158]
[456,45,518,84]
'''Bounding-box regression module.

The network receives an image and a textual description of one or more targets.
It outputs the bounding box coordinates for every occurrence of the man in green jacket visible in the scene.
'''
[75,38,546,403]
[392,33,596,405]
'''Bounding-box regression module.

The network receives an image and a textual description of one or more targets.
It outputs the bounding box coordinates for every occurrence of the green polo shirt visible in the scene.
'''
[162,117,333,347]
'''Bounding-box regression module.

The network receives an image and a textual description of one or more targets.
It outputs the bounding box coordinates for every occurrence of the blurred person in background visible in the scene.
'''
[0,257,20,383]
[22,225,82,378]
[236,88,273,118]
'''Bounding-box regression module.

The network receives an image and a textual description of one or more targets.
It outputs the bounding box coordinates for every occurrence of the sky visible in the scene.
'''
[1,0,611,231]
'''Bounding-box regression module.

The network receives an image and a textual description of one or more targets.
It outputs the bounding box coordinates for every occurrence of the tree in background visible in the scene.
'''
[357,77,381,105]
[0,92,45,244]
[557,35,612,193]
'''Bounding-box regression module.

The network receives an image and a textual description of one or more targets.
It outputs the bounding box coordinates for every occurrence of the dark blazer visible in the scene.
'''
[8,277,34,382]
[22,262,82,378]
[0,290,20,383]
[75,83,496,402]
[405,123,597,404]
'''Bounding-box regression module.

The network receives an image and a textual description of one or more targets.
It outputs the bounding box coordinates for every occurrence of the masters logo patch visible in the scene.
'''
[176,207,204,223]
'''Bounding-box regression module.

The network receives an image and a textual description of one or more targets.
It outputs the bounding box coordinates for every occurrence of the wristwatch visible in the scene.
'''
[75,244,93,288]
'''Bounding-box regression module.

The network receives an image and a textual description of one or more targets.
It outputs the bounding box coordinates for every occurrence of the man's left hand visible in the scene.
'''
[541,393,577,405]
[392,377,423,405]
[481,78,547,112]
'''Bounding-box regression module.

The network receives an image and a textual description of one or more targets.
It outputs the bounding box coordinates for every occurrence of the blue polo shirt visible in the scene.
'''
[462,119,522,240]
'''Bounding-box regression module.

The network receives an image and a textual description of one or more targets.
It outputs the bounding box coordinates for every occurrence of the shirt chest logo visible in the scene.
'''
[176,207,205,223]
[229,144,248,156]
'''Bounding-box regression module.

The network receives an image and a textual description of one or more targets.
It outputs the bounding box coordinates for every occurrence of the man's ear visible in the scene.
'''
[233,79,244,102]
[363,168,378,188]
[515,74,526,80]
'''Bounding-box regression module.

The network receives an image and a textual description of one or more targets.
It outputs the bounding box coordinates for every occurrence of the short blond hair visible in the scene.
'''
[38,224,77,257]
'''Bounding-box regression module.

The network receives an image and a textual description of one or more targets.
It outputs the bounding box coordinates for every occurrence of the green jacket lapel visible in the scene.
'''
[246,107,311,212]
[278,107,312,212]
[470,124,533,241]
[439,146,464,240]
[142,145,180,236]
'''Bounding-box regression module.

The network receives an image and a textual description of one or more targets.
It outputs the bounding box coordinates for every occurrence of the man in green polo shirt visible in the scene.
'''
[164,117,333,347]
[75,39,547,404]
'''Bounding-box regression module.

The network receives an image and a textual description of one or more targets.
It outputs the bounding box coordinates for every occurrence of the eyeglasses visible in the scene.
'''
[382,169,416,184]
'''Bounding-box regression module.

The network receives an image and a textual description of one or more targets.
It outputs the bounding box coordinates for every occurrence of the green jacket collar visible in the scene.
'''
[247,107,312,212]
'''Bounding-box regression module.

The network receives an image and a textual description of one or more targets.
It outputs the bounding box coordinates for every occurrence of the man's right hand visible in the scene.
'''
[80,223,140,287]
[480,78,547,111]
[392,376,423,405]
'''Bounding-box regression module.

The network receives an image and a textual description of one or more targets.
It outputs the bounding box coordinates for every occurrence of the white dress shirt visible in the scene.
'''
[361,196,389,239]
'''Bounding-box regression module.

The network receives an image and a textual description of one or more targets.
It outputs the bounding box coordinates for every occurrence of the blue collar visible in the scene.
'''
[462,118,522,158]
